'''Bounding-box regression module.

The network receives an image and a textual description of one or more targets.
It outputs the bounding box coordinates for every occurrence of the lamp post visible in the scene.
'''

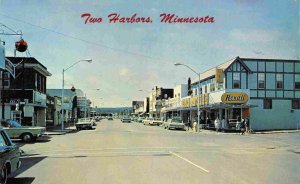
[61,59,92,131]
[174,63,201,132]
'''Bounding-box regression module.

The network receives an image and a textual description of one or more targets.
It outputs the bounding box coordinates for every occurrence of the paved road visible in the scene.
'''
[8,119,300,184]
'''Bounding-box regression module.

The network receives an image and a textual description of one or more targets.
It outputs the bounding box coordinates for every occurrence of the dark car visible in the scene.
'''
[0,128,21,184]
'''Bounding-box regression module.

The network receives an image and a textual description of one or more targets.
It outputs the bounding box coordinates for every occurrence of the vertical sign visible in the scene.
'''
[216,68,224,83]
[0,44,5,70]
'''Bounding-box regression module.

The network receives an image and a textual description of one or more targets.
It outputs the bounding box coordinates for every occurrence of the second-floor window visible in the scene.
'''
[276,74,283,89]
[233,73,240,88]
[210,83,215,92]
[0,72,10,89]
[295,74,300,90]
[258,73,265,89]
[292,99,300,109]
[263,99,272,109]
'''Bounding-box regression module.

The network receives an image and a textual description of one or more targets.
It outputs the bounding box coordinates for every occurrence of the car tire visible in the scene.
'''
[21,133,34,142]
[0,164,7,184]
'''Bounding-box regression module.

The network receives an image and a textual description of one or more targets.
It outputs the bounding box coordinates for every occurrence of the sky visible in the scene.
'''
[0,0,299,107]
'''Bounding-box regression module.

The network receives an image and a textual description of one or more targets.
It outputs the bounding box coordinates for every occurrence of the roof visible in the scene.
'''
[192,56,300,84]
[6,57,47,70]
[6,57,52,76]
[191,57,236,83]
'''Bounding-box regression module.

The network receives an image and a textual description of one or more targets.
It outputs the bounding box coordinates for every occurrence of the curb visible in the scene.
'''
[44,129,77,135]
[253,130,300,134]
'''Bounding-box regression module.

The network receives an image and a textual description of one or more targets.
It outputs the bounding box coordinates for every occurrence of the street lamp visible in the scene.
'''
[174,62,201,132]
[61,59,92,131]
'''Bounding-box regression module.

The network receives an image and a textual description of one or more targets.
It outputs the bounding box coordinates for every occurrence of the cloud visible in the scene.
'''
[229,29,283,43]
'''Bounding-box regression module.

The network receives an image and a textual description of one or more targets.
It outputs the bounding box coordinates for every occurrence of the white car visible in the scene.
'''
[163,118,185,130]
[143,118,152,125]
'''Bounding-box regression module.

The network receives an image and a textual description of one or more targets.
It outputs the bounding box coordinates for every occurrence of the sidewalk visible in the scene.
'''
[186,128,300,135]
[45,124,77,135]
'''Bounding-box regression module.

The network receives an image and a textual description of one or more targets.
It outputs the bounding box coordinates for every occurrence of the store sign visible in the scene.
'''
[221,93,248,104]
[215,68,224,83]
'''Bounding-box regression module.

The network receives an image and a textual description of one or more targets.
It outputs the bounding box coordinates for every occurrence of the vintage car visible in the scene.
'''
[1,119,46,142]
[137,117,145,123]
[143,118,153,125]
[163,118,185,130]
[0,128,22,184]
[150,118,163,126]
[75,118,93,130]
[121,116,131,123]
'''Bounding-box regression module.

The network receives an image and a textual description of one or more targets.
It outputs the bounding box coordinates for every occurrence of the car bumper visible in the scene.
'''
[170,125,185,129]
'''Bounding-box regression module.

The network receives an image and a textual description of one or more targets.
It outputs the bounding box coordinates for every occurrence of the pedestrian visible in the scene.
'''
[245,118,249,133]
[240,119,246,135]
[236,116,241,134]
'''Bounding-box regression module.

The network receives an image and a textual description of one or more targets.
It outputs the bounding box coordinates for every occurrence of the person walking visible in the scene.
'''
[236,116,241,134]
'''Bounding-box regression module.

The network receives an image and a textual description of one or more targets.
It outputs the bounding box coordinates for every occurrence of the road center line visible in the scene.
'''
[169,151,210,173]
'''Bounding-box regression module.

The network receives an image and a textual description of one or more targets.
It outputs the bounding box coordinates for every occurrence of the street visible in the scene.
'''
[9,119,300,184]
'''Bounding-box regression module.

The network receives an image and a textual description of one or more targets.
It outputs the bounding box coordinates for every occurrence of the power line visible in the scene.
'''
[0,13,159,60]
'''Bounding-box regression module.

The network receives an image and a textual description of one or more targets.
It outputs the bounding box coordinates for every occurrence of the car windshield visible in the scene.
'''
[172,119,182,123]
[9,120,22,128]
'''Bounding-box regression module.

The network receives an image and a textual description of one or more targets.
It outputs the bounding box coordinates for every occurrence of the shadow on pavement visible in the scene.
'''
[13,156,47,177]
[13,136,52,148]
[7,177,35,184]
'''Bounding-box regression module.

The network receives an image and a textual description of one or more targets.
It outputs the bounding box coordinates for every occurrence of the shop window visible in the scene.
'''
[233,73,240,88]
[295,74,300,90]
[276,74,283,89]
[292,99,300,109]
[258,73,265,89]
[263,99,272,109]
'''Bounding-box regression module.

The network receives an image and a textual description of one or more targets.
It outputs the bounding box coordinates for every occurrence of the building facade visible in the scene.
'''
[0,57,51,126]
[182,57,300,130]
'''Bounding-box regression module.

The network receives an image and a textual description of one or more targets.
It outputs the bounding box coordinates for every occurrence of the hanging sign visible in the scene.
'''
[221,92,248,104]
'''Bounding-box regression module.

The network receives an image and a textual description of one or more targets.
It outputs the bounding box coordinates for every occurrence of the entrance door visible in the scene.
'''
[11,111,22,124]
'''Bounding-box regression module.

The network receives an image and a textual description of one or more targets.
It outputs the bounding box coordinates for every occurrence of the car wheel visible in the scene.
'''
[0,164,7,184]
[21,133,34,142]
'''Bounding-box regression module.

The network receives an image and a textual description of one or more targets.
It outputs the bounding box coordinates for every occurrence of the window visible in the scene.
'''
[210,83,215,92]
[276,74,283,89]
[258,73,265,89]
[0,132,9,147]
[263,99,272,109]
[204,85,207,93]
[233,73,240,88]
[295,74,300,89]
[292,99,300,109]
[0,71,10,88]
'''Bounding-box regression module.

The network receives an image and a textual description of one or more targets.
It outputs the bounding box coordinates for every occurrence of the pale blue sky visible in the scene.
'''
[0,0,299,107]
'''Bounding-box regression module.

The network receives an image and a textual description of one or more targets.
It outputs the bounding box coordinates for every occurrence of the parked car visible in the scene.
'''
[75,118,93,130]
[150,118,163,126]
[143,118,152,125]
[0,128,22,184]
[137,117,145,123]
[163,118,185,130]
[121,116,131,123]
[1,119,46,142]
[107,116,113,120]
